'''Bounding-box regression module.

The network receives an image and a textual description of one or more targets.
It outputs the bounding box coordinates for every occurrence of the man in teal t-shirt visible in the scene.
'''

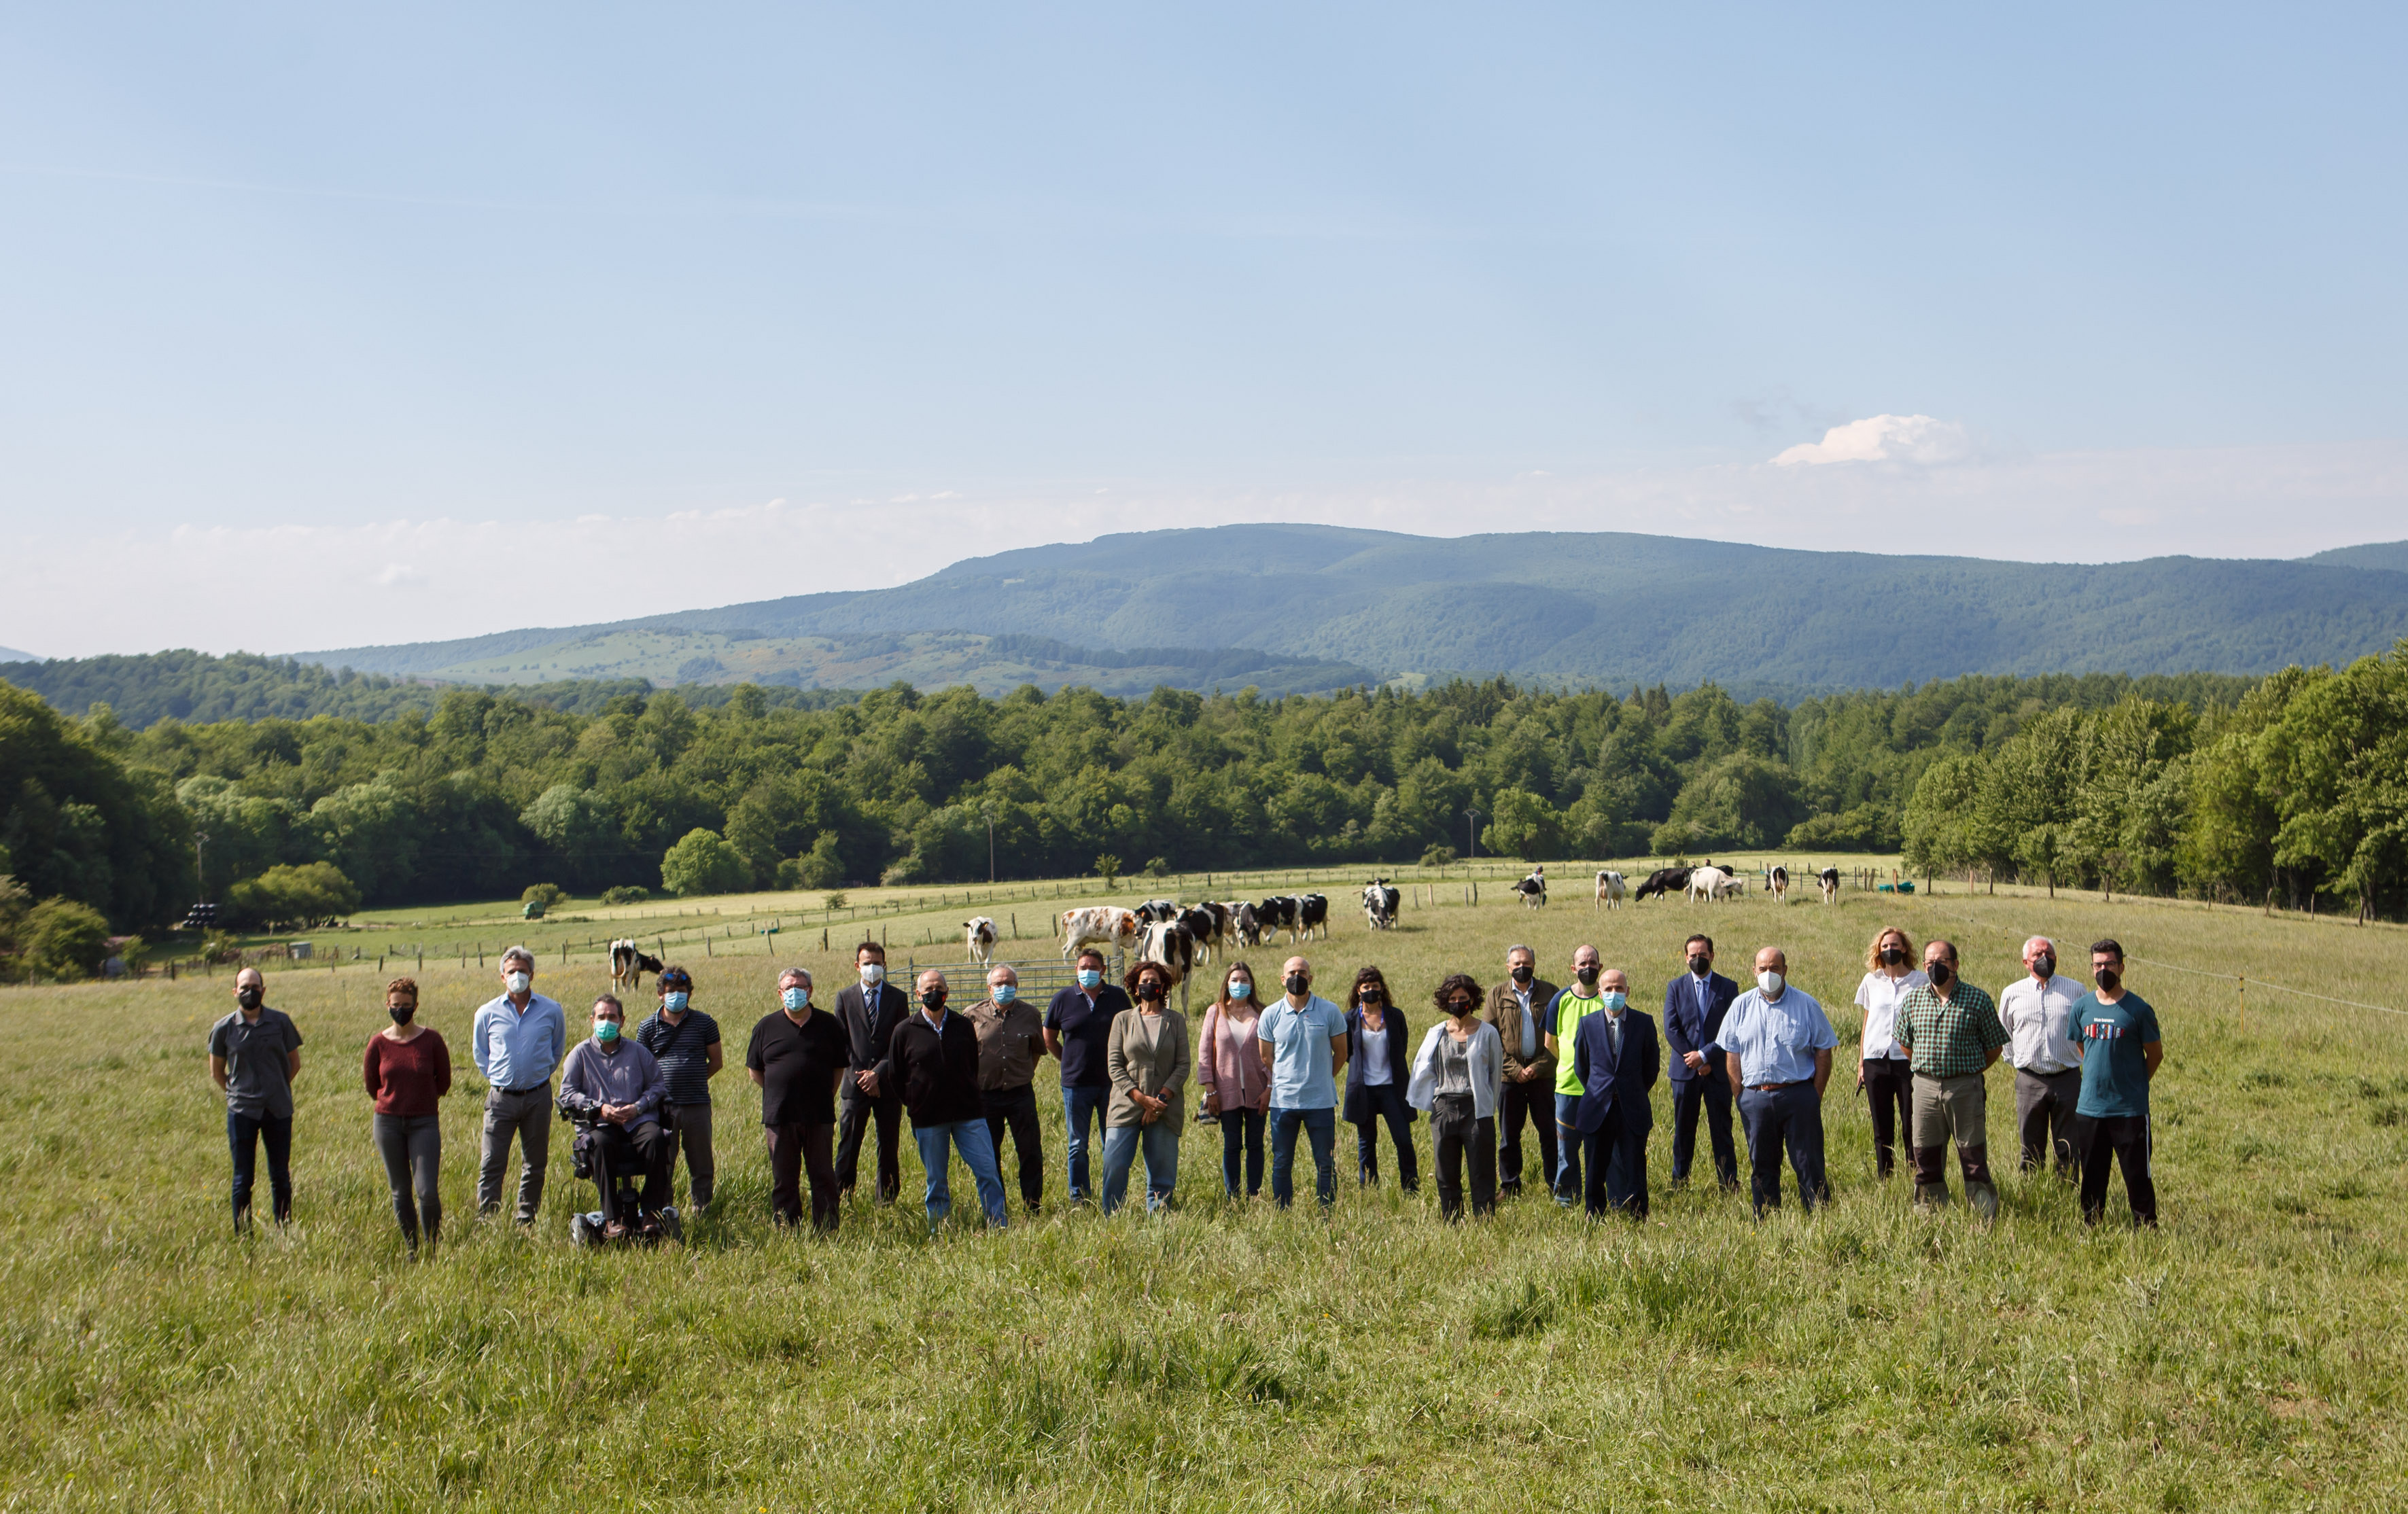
[2067,938,2162,1227]
[1543,945,1609,1208]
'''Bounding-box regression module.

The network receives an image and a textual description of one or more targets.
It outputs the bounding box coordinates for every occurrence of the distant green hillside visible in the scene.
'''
[2307,539,2408,573]
[297,525,2408,696]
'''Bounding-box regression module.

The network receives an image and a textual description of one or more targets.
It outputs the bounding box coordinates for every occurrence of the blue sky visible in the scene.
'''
[3,3,2405,654]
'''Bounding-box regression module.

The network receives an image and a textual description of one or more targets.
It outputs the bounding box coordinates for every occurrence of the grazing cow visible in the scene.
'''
[1174,906,1220,964]
[1255,895,1299,942]
[1514,867,1548,909]
[964,916,998,966]
[1297,893,1331,940]
[1769,866,1790,905]
[1632,866,1692,902]
[1362,879,1401,930]
[1233,901,1262,947]
[1060,906,1140,962]
[1136,898,1180,925]
[1688,866,1741,903]
[1818,866,1840,905]
[1193,900,1232,952]
[1594,869,1626,910]
[1138,919,1199,986]
[608,938,665,996]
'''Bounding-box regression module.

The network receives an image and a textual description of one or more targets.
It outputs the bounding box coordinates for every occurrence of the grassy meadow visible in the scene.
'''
[5,868,2407,1511]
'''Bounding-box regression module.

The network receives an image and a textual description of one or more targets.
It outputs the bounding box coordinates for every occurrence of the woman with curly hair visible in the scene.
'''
[1408,973,1504,1220]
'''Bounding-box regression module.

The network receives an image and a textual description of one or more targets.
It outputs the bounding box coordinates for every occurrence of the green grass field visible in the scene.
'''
[7,872,2407,1511]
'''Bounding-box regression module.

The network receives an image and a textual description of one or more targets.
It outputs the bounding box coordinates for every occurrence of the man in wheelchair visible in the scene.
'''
[557,994,680,1242]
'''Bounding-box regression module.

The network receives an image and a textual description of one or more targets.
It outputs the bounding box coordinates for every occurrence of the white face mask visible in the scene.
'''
[1756,970,1785,997]
[506,971,531,996]
[860,963,884,985]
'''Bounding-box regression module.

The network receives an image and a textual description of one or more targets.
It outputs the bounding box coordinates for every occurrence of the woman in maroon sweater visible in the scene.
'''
[362,977,452,1256]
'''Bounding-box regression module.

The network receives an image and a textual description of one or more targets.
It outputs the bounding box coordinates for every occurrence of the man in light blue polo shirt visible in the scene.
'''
[471,947,569,1225]
[1255,955,1350,1209]
[1713,945,1838,1216]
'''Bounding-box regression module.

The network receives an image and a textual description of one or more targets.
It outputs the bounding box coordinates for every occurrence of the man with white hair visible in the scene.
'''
[472,946,568,1225]
[1998,935,2086,1179]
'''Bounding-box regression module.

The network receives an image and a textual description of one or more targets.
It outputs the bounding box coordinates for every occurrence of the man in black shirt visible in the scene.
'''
[834,940,911,1204]
[634,966,722,1212]
[1043,948,1130,1206]
[748,967,850,1231]
[878,968,1009,1231]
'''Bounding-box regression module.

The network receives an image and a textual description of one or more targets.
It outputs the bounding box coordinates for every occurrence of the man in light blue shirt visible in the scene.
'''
[1255,955,1349,1209]
[471,947,568,1225]
[1712,946,1838,1216]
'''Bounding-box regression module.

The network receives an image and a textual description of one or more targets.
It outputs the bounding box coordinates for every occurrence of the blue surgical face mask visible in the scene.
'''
[781,987,809,1012]
[1227,979,1252,1000]
[1077,968,1102,989]
[1602,990,1627,1012]
[991,984,1017,1004]
[594,1019,621,1042]
[662,991,690,1013]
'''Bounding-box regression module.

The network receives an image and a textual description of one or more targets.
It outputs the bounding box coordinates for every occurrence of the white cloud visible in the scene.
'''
[1773,413,1976,467]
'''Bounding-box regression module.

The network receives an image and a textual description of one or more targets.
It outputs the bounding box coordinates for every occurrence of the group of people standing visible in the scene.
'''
[202,926,2165,1248]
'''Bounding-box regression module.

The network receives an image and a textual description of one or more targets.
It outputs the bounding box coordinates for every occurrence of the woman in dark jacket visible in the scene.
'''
[1342,966,1418,1193]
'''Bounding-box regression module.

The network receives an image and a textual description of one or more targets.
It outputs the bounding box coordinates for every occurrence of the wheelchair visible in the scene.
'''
[561,1106,683,1247]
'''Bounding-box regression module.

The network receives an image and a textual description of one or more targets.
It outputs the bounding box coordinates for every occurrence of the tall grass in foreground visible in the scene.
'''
[2,886,2404,1510]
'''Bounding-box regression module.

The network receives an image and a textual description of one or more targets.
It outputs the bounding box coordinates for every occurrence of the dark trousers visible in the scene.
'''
[1737,1083,1828,1215]
[1862,1057,1912,1178]
[765,1121,839,1232]
[835,1085,903,1203]
[372,1112,441,1250]
[592,1121,677,1219]
[1582,1106,1650,1218]
[981,1084,1045,1211]
[1430,1096,1496,1220]
[1497,1075,1557,1194]
[1270,1106,1338,1208]
[1351,1082,1418,1191]
[667,1101,715,1209]
[1220,1106,1267,1197]
[2075,1114,2157,1227]
[1669,1070,1738,1189]
[228,1110,293,1227]
[2015,1068,2084,1177]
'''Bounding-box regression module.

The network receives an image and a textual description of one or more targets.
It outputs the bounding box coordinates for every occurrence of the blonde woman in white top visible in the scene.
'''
[1852,926,1926,1180]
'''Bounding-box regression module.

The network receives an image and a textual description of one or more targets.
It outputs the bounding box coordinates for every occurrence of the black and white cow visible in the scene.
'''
[1362,879,1400,930]
[1298,893,1331,940]
[964,916,998,966]
[609,938,665,995]
[1769,866,1790,905]
[1138,919,1200,987]
[1174,905,1220,964]
[1255,896,1298,943]
[1514,866,1548,909]
[1818,866,1840,905]
[1633,867,1692,902]
[1594,870,1626,910]
[1136,898,1180,925]
[1233,901,1262,946]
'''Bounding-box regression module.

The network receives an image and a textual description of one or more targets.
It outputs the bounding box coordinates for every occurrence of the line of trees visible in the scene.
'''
[12,652,2406,970]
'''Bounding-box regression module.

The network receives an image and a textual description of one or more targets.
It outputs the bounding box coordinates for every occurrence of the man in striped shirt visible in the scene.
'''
[1893,938,2008,1219]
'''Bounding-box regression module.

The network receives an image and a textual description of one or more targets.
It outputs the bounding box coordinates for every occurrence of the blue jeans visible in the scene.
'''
[1553,1092,1583,1206]
[1062,1085,1111,1203]
[1100,1120,1181,1214]
[1269,1106,1338,1209]
[228,1110,294,1227]
[914,1120,1009,1231]
[1737,1083,1828,1215]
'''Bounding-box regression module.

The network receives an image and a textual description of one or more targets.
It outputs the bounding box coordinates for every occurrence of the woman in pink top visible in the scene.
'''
[1197,962,1271,1198]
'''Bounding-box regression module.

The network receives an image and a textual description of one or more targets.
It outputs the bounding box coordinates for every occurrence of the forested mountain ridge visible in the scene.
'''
[293,525,2408,695]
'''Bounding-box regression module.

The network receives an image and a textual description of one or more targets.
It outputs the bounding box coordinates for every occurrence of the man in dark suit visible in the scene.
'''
[1572,967,1659,1219]
[1661,932,1739,1191]
[1484,944,1558,1197]
[834,940,911,1203]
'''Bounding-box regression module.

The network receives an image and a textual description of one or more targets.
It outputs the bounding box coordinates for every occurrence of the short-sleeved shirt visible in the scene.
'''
[1853,969,1927,1061]
[964,997,1047,1091]
[2071,991,2161,1119]
[1551,990,1606,1096]
[1045,986,1129,1089]
[1712,987,1838,1087]
[746,1008,850,1127]
[209,1007,304,1119]
[635,1008,722,1106]
[1257,996,1346,1110]
[1894,981,2006,1077]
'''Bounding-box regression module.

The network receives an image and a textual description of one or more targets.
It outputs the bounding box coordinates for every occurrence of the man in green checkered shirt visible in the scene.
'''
[1893,938,2008,1218]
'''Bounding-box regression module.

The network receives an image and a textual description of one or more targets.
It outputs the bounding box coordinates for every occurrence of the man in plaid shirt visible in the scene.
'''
[1893,938,2008,1218]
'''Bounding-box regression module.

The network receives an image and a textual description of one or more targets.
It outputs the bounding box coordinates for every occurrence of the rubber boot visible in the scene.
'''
[1958,1145,1999,1222]
[1911,1145,1951,1207]
[1968,1182,1999,1222]
[1913,1182,1951,1209]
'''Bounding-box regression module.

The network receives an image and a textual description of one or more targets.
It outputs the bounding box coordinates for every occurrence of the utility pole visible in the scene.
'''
[1463,807,1482,862]
[983,804,996,885]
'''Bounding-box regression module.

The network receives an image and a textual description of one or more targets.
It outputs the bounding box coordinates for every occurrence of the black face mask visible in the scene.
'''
[920,989,947,1012]
[1510,964,1533,985]
[1688,955,1709,976]
[1284,973,1310,998]
[1138,982,1166,1003]
[1448,1000,1475,1016]
[2094,968,2121,993]
[237,987,262,1010]
[1575,966,1599,988]
[1927,962,1953,989]
[1881,947,1906,968]
[1358,990,1382,1006]
[388,1004,416,1025]
[2033,954,2056,978]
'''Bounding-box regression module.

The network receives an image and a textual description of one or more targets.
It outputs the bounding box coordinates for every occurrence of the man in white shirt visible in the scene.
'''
[1997,935,2086,1178]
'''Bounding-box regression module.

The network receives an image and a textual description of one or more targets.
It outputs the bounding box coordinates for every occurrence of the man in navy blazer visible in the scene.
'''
[1661,932,1740,1191]
[1572,967,1660,1219]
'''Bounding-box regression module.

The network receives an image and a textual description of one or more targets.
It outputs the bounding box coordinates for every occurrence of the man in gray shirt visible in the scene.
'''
[207,966,304,1229]
[557,994,676,1226]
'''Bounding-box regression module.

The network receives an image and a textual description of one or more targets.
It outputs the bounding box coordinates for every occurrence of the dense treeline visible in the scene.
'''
[7,663,2333,953]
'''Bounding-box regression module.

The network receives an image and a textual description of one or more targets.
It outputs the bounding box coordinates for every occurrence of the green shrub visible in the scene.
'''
[520,883,568,909]
[659,830,748,898]
[1418,843,1458,868]
[599,885,650,906]
[24,898,112,981]
[224,862,360,930]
